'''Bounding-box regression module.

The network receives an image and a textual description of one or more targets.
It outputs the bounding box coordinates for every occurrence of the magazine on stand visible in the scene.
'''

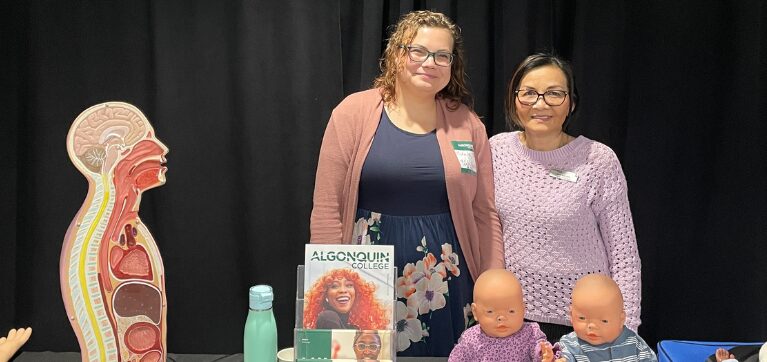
[298,244,395,361]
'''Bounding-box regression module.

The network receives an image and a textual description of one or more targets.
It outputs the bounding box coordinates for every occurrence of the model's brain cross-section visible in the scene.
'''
[71,105,147,172]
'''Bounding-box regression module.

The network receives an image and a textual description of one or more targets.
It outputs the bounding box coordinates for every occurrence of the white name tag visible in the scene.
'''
[451,141,477,175]
[549,169,578,182]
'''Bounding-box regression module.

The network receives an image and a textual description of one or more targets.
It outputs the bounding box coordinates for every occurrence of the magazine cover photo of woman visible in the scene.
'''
[303,268,390,330]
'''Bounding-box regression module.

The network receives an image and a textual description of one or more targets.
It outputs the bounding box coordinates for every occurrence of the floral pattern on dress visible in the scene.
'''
[357,218,464,351]
[352,212,381,244]
[394,237,461,350]
[353,212,471,354]
[394,300,423,351]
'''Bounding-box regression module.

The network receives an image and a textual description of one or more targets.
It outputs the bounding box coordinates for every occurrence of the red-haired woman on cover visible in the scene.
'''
[304,268,389,330]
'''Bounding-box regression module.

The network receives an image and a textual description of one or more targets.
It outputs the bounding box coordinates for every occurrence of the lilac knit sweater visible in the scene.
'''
[489,132,642,330]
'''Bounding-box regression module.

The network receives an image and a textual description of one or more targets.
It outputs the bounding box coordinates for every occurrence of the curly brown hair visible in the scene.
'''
[372,10,472,111]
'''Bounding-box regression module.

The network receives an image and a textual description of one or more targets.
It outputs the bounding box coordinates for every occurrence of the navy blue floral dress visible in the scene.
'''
[353,111,474,357]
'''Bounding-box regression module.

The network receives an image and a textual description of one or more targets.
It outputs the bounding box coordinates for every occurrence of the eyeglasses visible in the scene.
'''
[355,343,381,351]
[400,45,454,67]
[515,89,569,106]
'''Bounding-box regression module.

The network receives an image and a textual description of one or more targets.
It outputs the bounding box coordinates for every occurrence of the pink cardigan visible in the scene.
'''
[310,88,503,280]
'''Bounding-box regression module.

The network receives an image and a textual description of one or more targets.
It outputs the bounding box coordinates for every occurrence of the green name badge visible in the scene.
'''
[451,141,477,175]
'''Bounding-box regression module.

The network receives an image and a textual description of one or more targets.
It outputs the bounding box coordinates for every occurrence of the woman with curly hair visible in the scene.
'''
[310,10,503,356]
[303,269,389,330]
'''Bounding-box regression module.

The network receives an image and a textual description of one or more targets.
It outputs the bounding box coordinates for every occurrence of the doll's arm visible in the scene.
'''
[448,339,474,362]
[714,348,737,362]
[540,341,555,362]
[0,328,32,362]
[539,341,566,362]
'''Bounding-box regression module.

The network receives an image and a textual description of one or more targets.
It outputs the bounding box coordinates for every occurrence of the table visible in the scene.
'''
[16,352,448,362]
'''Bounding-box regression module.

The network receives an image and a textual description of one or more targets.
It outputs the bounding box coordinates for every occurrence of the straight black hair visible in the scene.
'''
[505,53,578,131]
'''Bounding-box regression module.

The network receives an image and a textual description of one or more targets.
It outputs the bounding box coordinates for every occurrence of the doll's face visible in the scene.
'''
[472,290,525,338]
[570,286,626,345]
[325,277,356,314]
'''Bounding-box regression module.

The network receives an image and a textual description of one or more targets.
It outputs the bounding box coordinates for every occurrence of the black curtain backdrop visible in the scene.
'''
[1,0,765,354]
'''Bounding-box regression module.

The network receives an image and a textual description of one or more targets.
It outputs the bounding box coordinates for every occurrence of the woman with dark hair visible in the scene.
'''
[490,53,642,342]
[353,330,383,361]
[310,10,503,356]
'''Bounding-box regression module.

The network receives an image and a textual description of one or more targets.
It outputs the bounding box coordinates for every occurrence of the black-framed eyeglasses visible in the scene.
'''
[515,89,569,106]
[355,343,381,351]
[399,45,454,67]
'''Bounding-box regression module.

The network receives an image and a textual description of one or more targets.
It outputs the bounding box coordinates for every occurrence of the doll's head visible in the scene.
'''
[569,274,626,345]
[471,269,525,338]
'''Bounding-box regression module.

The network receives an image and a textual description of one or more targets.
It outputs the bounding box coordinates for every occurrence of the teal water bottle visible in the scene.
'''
[244,285,278,362]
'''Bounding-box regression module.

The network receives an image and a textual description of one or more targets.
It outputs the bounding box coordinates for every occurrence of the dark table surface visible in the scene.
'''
[16,352,448,362]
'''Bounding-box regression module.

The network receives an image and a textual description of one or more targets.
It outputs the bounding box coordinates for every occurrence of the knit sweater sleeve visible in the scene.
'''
[591,147,642,330]
[471,117,504,271]
[309,108,354,243]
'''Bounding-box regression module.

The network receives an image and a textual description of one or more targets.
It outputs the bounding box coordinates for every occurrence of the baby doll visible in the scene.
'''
[0,327,32,362]
[541,274,656,362]
[449,269,548,362]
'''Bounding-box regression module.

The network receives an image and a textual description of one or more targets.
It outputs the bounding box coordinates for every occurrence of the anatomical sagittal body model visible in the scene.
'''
[61,102,168,362]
